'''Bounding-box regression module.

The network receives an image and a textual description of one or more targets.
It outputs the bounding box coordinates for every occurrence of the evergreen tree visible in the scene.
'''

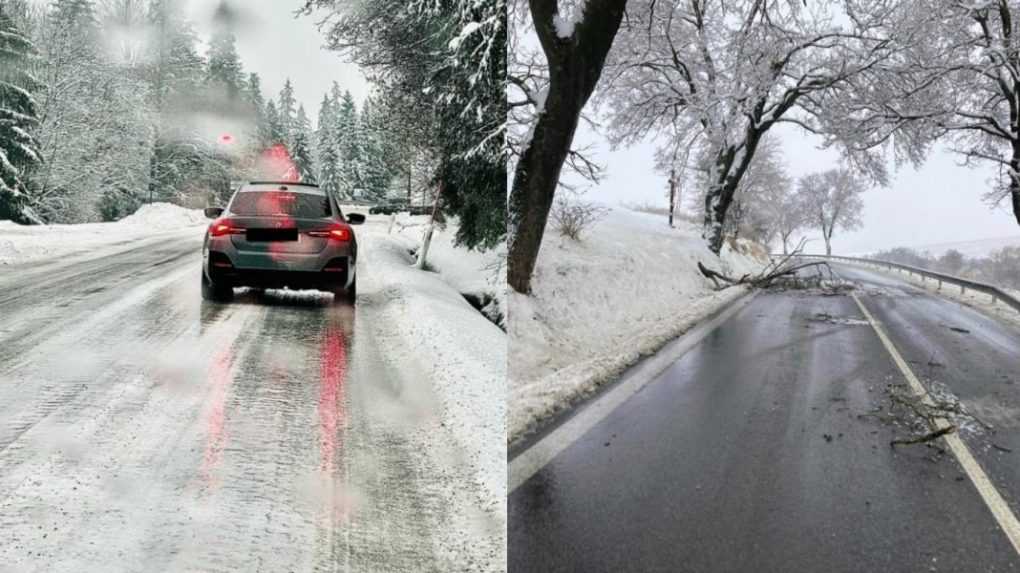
[205,28,243,101]
[277,78,297,147]
[358,97,391,201]
[265,99,284,145]
[245,72,268,149]
[0,8,43,222]
[291,105,315,183]
[334,90,361,199]
[145,0,208,203]
[316,93,341,198]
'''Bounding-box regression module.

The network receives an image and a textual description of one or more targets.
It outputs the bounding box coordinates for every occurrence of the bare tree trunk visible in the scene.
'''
[507,0,628,294]
[702,129,764,255]
[668,167,677,228]
[1011,143,1020,226]
[703,176,740,255]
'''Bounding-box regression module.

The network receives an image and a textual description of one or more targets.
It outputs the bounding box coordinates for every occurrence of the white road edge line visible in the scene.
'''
[509,289,759,494]
[852,293,1020,557]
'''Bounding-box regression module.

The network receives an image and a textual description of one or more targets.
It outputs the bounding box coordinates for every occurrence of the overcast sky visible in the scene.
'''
[183,0,369,122]
[574,122,1020,256]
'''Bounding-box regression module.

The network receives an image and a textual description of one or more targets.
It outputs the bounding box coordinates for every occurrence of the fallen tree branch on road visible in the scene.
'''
[698,258,838,290]
[890,425,956,448]
[698,238,851,291]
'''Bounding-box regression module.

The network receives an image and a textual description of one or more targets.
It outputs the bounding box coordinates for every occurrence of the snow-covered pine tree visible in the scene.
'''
[0,8,43,223]
[358,96,391,202]
[145,0,210,204]
[277,78,297,149]
[205,28,243,102]
[334,90,362,199]
[265,98,285,145]
[245,72,269,150]
[316,92,341,198]
[291,104,315,183]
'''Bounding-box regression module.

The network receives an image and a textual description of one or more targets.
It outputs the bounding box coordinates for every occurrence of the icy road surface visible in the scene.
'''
[0,222,504,572]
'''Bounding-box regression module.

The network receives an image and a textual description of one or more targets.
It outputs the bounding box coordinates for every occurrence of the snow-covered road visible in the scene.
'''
[0,218,505,572]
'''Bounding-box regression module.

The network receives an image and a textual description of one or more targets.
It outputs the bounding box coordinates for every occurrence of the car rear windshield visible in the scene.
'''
[230,191,331,218]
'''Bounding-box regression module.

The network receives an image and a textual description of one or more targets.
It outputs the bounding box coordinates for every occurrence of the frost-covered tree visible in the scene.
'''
[265,98,284,146]
[29,0,149,222]
[357,96,391,201]
[145,0,210,204]
[304,0,507,252]
[277,78,297,147]
[205,27,243,102]
[291,104,315,182]
[334,90,361,199]
[849,1,1020,229]
[244,72,268,150]
[797,168,866,256]
[598,0,921,255]
[99,0,147,66]
[315,92,341,197]
[0,8,43,223]
[688,136,793,247]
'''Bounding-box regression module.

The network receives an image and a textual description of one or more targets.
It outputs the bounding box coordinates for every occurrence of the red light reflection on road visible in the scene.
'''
[200,348,234,487]
[318,322,348,475]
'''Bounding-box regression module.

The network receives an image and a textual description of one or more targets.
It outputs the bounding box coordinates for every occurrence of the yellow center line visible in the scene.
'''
[852,293,1020,556]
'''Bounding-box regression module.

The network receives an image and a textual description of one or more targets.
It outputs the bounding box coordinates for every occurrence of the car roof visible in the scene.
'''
[239,182,325,195]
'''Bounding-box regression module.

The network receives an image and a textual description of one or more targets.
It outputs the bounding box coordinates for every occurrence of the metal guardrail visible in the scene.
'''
[776,253,1020,314]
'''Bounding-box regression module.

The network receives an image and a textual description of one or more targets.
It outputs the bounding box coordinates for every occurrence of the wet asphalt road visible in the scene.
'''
[0,227,501,572]
[510,263,1020,572]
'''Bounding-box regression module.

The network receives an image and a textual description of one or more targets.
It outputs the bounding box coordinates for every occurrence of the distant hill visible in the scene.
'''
[867,235,1020,259]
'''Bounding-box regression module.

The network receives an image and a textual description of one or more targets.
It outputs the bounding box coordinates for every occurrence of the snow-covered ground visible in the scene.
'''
[354,218,506,567]
[509,206,768,445]
[0,203,207,266]
[382,212,506,329]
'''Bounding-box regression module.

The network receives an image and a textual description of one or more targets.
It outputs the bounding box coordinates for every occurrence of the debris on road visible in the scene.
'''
[948,326,971,334]
[808,312,870,326]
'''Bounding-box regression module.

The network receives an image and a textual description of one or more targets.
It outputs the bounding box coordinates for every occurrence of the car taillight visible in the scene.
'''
[307,226,352,242]
[209,219,245,237]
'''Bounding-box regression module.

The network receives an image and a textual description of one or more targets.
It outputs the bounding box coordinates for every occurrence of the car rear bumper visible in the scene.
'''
[206,251,353,290]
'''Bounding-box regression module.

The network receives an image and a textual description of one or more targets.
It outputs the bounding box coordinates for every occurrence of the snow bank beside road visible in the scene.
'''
[383,213,506,329]
[509,207,767,444]
[356,222,506,570]
[0,203,206,266]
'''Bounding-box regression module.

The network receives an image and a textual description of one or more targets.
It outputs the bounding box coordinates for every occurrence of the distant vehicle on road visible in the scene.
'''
[202,181,365,304]
[369,199,433,216]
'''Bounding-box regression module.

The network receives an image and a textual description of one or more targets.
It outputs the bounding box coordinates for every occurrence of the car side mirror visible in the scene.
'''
[205,207,224,219]
[347,213,366,225]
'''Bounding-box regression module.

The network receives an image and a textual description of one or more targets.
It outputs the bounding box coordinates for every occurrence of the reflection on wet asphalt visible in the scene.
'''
[0,237,495,572]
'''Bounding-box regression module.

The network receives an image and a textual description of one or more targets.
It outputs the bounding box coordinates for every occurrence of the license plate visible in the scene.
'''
[246,228,298,242]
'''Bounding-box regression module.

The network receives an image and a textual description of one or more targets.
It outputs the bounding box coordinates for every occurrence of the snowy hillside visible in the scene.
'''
[0,203,207,266]
[509,206,767,444]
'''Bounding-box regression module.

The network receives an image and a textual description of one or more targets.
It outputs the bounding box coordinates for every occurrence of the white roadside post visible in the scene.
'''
[416,183,443,270]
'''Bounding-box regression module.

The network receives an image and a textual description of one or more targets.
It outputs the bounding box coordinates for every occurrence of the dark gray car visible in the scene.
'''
[201,182,365,303]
